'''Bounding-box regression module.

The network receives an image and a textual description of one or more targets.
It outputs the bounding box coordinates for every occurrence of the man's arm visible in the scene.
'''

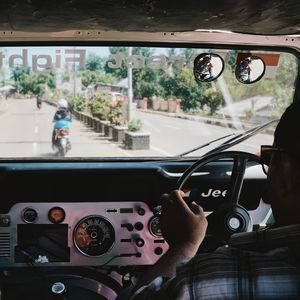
[132,190,207,293]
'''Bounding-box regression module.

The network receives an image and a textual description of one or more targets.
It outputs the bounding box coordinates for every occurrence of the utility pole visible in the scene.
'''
[127,47,133,122]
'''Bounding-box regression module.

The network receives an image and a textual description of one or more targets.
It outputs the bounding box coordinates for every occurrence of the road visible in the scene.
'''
[0,98,273,158]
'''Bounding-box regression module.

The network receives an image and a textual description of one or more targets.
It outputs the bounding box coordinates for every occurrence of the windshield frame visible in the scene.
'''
[0,39,299,162]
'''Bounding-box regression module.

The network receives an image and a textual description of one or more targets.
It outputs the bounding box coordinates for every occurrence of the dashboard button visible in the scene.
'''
[48,207,65,224]
[0,215,10,227]
[134,222,144,231]
[51,282,66,296]
[154,247,163,255]
[137,208,145,216]
[22,208,38,223]
[135,238,145,247]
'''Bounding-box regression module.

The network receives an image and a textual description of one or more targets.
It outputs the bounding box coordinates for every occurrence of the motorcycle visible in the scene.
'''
[53,128,71,157]
[36,100,42,109]
[36,95,42,109]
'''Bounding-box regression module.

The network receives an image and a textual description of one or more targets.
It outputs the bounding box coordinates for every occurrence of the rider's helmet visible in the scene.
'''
[57,99,68,109]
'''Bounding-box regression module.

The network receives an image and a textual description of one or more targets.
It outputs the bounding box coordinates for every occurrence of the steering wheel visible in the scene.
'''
[176,151,261,242]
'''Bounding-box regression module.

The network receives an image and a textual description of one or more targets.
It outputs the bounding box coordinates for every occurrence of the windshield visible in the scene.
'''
[0,46,298,158]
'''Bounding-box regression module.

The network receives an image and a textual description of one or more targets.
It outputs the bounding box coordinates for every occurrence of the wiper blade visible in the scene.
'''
[178,133,236,157]
[178,119,279,158]
[205,119,279,155]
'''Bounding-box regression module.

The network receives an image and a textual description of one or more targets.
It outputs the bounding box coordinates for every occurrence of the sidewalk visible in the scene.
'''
[0,99,8,116]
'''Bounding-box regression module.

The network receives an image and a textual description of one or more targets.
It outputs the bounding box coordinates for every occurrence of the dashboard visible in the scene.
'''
[0,160,269,269]
[0,201,167,267]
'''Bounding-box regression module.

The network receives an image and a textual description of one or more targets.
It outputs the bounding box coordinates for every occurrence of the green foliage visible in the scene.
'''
[11,66,31,92]
[182,48,198,68]
[128,119,143,132]
[88,93,110,120]
[62,73,70,83]
[269,53,297,116]
[158,71,177,98]
[81,69,114,88]
[203,86,224,115]
[133,67,162,98]
[107,101,124,125]
[86,53,104,71]
[71,95,88,112]
[104,47,128,79]
[11,67,55,95]
[173,68,212,111]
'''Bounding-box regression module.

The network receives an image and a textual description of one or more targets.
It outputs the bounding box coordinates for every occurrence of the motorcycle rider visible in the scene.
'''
[52,99,72,150]
[237,57,252,83]
[36,94,42,109]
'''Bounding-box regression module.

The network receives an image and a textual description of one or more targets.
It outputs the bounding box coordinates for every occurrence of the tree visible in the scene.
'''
[104,47,128,79]
[174,68,211,111]
[182,48,198,68]
[132,47,160,98]
[81,69,115,88]
[11,66,31,92]
[86,53,104,71]
[11,67,55,95]
[203,85,224,115]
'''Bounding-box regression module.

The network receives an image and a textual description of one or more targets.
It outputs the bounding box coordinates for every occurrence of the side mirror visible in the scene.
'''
[194,53,224,83]
[235,56,265,84]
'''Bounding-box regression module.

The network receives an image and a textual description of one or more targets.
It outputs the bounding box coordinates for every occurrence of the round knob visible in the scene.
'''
[135,238,145,247]
[137,208,145,216]
[228,217,241,230]
[154,247,163,255]
[51,282,66,295]
[134,222,144,231]
[22,208,38,223]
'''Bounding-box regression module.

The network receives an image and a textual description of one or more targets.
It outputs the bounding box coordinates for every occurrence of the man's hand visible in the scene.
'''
[159,190,208,259]
[132,191,207,289]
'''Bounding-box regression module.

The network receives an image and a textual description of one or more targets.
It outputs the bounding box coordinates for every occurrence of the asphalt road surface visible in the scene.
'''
[0,97,273,158]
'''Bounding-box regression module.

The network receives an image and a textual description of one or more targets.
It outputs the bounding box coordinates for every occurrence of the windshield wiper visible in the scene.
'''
[179,119,279,157]
[205,119,279,156]
[178,133,236,157]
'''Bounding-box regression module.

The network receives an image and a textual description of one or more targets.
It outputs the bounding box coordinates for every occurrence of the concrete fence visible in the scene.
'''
[136,97,181,113]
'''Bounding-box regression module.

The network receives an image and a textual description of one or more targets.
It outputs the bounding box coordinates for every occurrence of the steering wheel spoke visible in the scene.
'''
[227,155,248,204]
[176,151,260,241]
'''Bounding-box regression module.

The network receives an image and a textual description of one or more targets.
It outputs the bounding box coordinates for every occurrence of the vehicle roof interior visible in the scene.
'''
[0,0,299,35]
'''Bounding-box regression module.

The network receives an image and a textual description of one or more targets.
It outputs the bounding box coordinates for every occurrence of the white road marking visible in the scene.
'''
[34,126,39,134]
[32,142,38,155]
[150,145,173,156]
[111,144,132,157]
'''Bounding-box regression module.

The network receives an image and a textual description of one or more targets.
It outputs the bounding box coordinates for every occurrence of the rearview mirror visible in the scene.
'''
[235,56,265,84]
[194,53,224,83]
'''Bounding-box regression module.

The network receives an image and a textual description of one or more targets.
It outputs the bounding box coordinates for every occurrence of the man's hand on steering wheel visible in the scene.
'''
[159,190,208,259]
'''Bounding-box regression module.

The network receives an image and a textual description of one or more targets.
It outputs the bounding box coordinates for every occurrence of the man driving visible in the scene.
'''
[123,102,300,299]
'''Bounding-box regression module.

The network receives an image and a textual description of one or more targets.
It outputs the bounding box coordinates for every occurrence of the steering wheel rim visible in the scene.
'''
[176,151,261,241]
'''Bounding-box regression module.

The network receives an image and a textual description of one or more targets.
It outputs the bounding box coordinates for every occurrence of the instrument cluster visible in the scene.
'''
[0,202,168,267]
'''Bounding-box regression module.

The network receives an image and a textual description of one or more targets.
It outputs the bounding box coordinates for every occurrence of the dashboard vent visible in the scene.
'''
[0,232,11,258]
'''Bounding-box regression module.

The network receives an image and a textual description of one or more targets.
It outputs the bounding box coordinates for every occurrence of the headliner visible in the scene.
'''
[0,0,299,35]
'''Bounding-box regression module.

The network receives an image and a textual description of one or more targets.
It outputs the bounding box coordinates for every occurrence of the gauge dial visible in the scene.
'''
[48,207,65,223]
[74,216,115,256]
[22,208,38,223]
[149,216,163,238]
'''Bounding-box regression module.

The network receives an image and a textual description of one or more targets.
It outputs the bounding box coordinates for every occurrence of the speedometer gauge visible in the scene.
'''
[74,216,115,256]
